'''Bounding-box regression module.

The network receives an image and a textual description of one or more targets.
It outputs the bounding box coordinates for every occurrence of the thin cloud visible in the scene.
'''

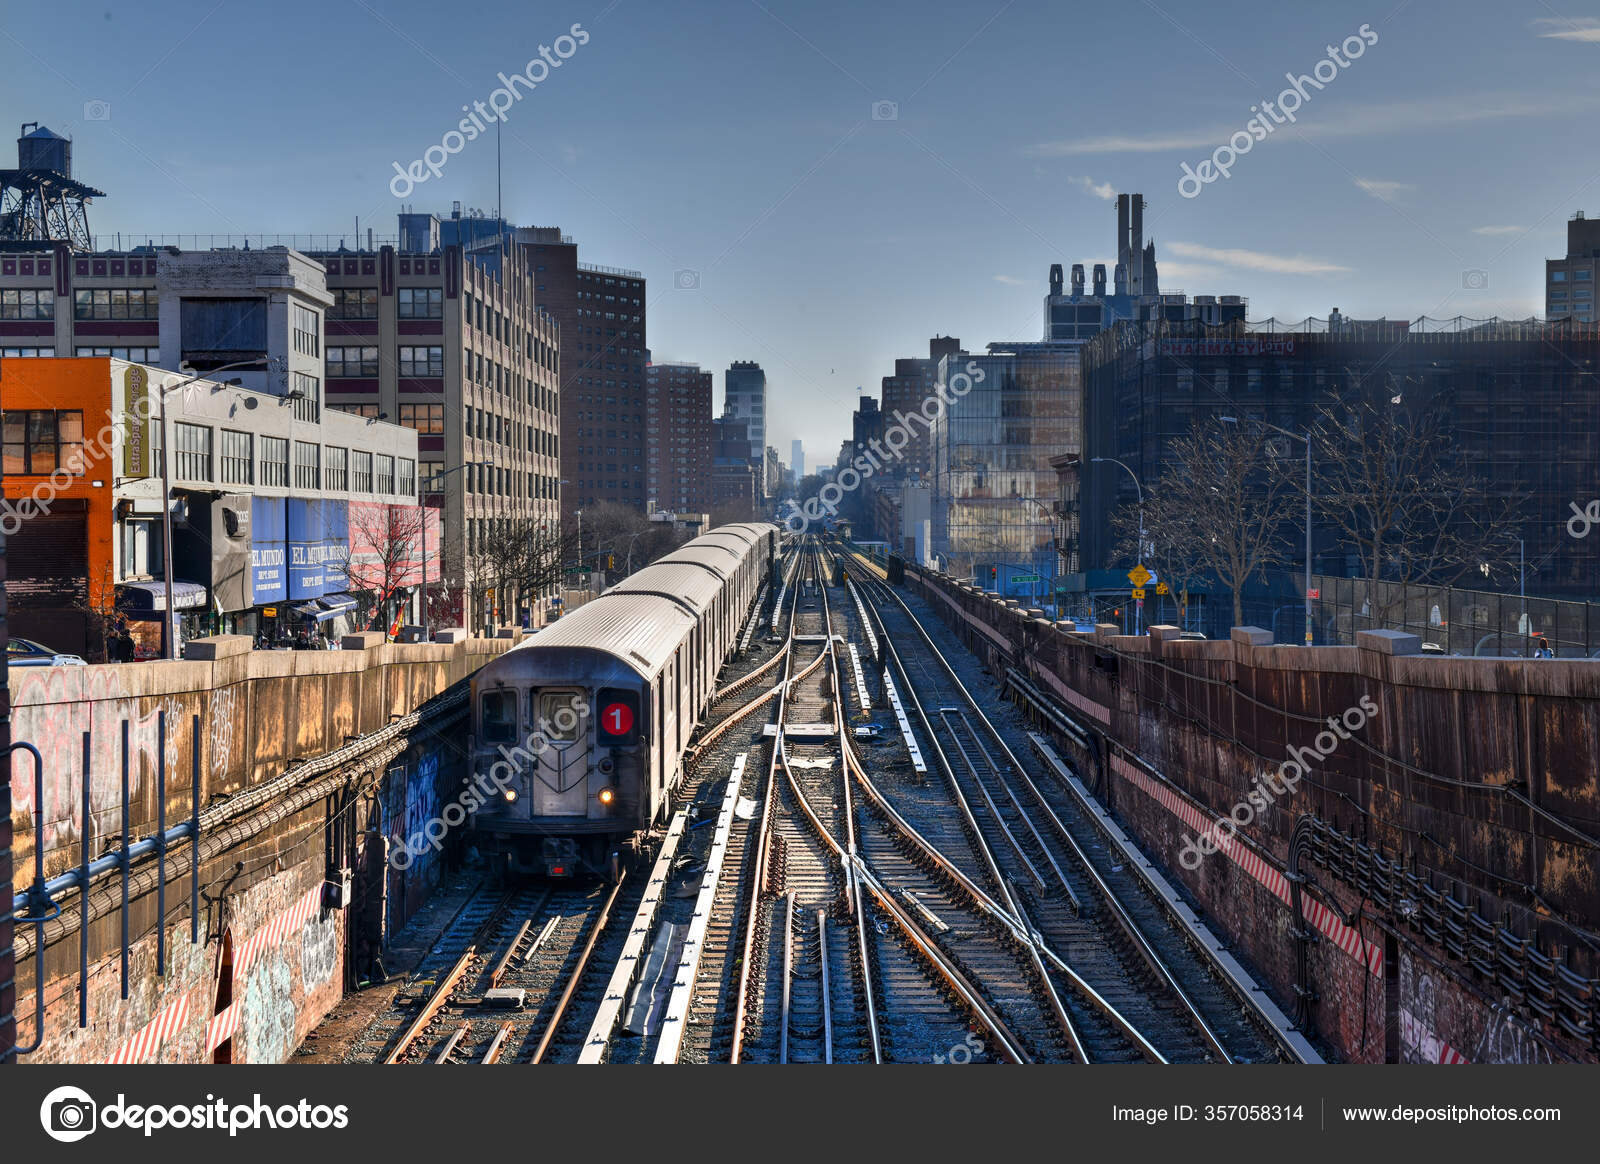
[992,274,1028,286]
[1156,261,1226,285]
[1472,225,1527,235]
[1168,241,1351,275]
[1354,177,1413,201]
[1029,92,1600,155]
[1068,175,1118,200]
[1532,17,1600,42]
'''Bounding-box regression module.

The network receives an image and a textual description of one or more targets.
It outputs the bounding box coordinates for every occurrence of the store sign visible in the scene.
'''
[122,365,149,477]
[250,497,288,605]
[1158,339,1296,357]
[288,498,350,599]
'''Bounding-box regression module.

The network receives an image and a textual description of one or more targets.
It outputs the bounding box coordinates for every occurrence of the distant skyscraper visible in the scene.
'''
[791,438,804,480]
[1546,211,1600,323]
[724,360,767,467]
[881,336,963,480]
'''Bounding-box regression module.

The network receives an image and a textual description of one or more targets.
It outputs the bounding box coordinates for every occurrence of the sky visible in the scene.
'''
[4,0,1598,459]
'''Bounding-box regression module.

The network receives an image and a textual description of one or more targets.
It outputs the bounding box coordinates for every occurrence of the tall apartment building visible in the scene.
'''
[724,360,767,484]
[1546,211,1600,323]
[878,335,963,481]
[308,215,560,631]
[644,360,713,513]
[506,223,647,516]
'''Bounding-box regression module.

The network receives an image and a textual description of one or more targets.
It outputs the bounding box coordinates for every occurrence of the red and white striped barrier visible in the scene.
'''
[108,994,191,1064]
[1111,752,1384,977]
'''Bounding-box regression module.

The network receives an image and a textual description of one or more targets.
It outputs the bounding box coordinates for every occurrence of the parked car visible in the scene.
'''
[7,637,88,667]
[1177,631,1208,641]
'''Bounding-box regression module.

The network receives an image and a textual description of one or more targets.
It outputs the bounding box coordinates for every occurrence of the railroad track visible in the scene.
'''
[841,542,1290,1063]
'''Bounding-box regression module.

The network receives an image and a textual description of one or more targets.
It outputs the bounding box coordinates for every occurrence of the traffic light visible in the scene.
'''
[990,566,997,581]
[608,554,615,569]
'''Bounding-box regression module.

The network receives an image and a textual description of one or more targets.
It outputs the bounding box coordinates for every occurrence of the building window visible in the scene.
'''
[75,346,158,361]
[293,303,320,357]
[376,453,395,495]
[329,402,381,419]
[174,422,213,482]
[292,371,320,423]
[398,457,416,496]
[420,460,443,492]
[260,435,289,488]
[0,347,55,358]
[399,345,443,376]
[398,287,442,318]
[294,440,321,489]
[352,449,373,493]
[1,289,55,320]
[72,288,154,320]
[398,402,445,433]
[325,445,349,491]
[326,345,379,376]
[1552,270,1568,282]
[220,429,253,484]
[329,288,378,319]
[2,410,83,474]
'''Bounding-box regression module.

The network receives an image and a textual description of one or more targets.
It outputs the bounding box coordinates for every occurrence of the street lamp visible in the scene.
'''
[156,357,271,658]
[1222,416,1313,646]
[419,460,489,641]
[1091,456,1145,634]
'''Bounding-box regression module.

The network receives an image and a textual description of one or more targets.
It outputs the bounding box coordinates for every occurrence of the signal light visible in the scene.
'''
[504,788,518,802]
[598,787,616,806]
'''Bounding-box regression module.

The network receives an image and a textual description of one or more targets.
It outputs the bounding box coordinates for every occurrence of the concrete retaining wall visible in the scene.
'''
[8,635,510,1063]
[904,566,1599,1064]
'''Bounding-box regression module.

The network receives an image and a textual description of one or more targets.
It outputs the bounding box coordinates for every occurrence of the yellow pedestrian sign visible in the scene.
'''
[1127,564,1152,588]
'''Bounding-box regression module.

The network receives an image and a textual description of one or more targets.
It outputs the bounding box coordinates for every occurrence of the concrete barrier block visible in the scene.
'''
[1094,622,1120,643]
[1358,629,1421,656]
[1055,620,1079,633]
[494,627,523,642]
[184,635,253,661]
[341,631,387,650]
[1230,626,1274,646]
[432,627,469,644]
[1148,625,1182,643]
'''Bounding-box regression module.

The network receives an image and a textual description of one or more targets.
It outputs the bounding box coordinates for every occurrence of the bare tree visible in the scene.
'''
[1310,390,1524,627]
[470,517,578,620]
[1152,417,1298,626]
[1109,490,1208,629]
[345,503,426,631]
[569,502,691,580]
[71,563,120,662]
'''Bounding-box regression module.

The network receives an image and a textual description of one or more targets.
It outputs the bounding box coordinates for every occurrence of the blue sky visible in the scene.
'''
[4,0,1598,458]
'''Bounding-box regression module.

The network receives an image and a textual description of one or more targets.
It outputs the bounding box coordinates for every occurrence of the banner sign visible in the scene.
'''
[122,364,149,476]
[250,496,287,605]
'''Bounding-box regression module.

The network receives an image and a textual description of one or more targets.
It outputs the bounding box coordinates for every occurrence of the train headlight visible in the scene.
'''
[504,788,518,803]
[598,787,616,807]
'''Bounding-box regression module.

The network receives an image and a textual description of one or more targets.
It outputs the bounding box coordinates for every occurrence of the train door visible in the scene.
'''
[528,688,589,816]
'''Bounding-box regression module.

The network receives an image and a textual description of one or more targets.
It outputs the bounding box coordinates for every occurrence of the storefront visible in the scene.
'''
[117,580,209,659]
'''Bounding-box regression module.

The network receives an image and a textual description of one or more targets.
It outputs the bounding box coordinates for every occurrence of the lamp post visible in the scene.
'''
[1222,417,1313,646]
[156,357,269,658]
[419,461,487,641]
[1091,457,1144,634]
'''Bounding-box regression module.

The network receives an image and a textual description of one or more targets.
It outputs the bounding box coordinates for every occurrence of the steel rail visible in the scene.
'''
[530,874,629,1064]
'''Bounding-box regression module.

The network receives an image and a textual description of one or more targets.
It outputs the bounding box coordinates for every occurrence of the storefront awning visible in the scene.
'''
[119,581,208,613]
[319,592,358,613]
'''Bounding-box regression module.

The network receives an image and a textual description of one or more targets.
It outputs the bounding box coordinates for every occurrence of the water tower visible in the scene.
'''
[0,123,105,250]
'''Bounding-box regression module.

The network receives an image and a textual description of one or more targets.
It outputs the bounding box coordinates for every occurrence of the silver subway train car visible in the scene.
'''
[468,523,780,878]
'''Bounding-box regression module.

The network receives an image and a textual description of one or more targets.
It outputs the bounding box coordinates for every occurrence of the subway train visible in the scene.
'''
[468,523,781,878]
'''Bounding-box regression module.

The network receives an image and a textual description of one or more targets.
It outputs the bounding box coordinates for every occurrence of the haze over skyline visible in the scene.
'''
[3,0,1594,459]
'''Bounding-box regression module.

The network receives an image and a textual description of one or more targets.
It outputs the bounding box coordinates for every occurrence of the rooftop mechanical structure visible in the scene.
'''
[0,123,105,251]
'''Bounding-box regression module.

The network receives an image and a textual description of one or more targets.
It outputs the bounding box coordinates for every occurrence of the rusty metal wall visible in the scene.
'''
[905,568,1600,1063]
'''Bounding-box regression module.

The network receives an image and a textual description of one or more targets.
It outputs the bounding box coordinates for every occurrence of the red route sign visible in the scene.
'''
[600,701,634,737]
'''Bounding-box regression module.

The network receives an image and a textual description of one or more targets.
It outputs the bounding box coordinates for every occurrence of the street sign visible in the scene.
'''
[1132,588,1146,600]
[1128,564,1152,588]
[263,607,278,618]
[1012,574,1041,583]
[1155,582,1169,595]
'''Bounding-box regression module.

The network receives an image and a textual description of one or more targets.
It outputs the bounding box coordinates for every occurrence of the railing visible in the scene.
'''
[577,262,644,279]
[89,234,401,254]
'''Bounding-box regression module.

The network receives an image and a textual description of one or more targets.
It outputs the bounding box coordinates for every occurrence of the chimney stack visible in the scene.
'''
[1049,263,1063,296]
[1115,194,1130,295]
[1071,263,1085,296]
[1092,263,1107,297]
[1129,195,1145,297]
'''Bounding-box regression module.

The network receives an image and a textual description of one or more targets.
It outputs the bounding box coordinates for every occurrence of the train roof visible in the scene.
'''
[607,562,725,612]
[519,593,695,678]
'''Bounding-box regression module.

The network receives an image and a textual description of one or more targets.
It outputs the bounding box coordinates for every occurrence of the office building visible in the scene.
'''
[1546,211,1600,323]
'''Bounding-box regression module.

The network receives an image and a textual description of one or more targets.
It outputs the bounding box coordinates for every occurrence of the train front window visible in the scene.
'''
[535,690,585,744]
[481,690,518,744]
